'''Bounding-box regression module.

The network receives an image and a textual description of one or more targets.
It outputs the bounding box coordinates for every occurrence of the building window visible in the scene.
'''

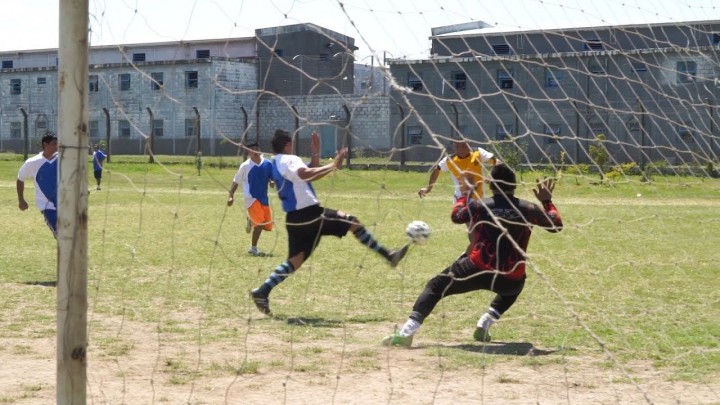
[118,120,131,137]
[89,75,99,92]
[152,119,164,137]
[150,72,164,90]
[492,44,511,55]
[185,118,200,137]
[545,68,562,87]
[36,119,47,130]
[185,71,198,88]
[632,63,647,72]
[273,49,283,57]
[408,73,423,92]
[497,69,513,89]
[2,60,13,69]
[544,124,561,143]
[132,53,146,62]
[496,124,513,140]
[451,71,467,90]
[319,53,330,62]
[10,79,21,95]
[196,49,210,59]
[407,126,423,145]
[677,61,697,83]
[590,121,605,137]
[589,61,605,74]
[37,77,47,85]
[584,40,604,51]
[10,122,22,138]
[89,120,99,138]
[712,33,720,45]
[119,73,131,91]
[677,126,695,143]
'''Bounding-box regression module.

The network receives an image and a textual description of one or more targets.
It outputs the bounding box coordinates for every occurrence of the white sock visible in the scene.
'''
[477,312,498,329]
[398,319,421,337]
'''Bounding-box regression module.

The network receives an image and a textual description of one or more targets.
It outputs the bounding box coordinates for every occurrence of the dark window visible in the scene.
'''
[451,71,467,90]
[544,124,561,143]
[10,79,21,95]
[132,53,146,62]
[492,44,511,55]
[407,126,423,145]
[496,124,513,140]
[590,122,605,137]
[150,72,164,90]
[185,118,199,137]
[196,49,210,59]
[89,120,99,138]
[497,69,513,89]
[712,33,720,45]
[118,120,131,137]
[185,71,198,88]
[36,119,47,130]
[319,53,330,62]
[37,77,47,85]
[152,120,164,137]
[10,122,21,138]
[632,63,647,72]
[589,61,605,74]
[584,40,604,51]
[119,73,131,91]
[408,73,423,92]
[89,75,99,92]
[545,68,562,87]
[2,60,13,69]
[677,61,697,83]
[273,49,283,57]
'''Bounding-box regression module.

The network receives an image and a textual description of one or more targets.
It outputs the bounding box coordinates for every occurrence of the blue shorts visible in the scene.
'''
[42,209,57,238]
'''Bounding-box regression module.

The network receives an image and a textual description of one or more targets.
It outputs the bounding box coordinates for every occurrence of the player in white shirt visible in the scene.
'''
[17,133,59,238]
[250,129,409,316]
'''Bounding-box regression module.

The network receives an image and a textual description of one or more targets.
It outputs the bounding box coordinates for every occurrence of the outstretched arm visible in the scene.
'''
[309,132,321,168]
[531,178,563,232]
[418,167,441,197]
[298,148,347,182]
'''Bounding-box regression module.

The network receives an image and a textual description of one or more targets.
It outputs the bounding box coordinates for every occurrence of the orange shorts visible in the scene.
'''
[247,200,273,231]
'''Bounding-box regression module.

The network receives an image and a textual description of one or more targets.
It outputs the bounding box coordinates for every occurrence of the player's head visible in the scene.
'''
[452,139,471,158]
[271,129,292,154]
[42,132,58,154]
[93,143,99,150]
[246,142,261,157]
[489,163,517,194]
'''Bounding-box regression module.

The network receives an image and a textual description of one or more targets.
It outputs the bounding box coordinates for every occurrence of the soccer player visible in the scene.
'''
[227,143,274,256]
[17,133,59,238]
[418,139,497,201]
[383,163,563,347]
[250,129,409,316]
[92,143,107,190]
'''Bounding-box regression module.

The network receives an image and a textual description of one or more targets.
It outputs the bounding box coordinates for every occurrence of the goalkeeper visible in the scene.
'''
[250,129,409,316]
[384,163,563,347]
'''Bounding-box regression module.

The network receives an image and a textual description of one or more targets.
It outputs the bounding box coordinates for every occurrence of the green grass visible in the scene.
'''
[1,154,719,385]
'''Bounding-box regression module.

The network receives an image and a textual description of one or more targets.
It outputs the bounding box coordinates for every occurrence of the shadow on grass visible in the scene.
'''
[23,281,57,287]
[427,341,561,356]
[279,316,344,327]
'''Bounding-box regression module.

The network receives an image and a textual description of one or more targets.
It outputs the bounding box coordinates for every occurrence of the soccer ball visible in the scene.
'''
[406,220,431,245]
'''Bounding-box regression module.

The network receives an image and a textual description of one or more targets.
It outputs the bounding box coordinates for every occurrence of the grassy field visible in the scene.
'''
[0,153,718,402]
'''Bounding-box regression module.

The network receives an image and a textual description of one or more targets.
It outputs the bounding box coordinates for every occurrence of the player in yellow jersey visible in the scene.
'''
[418,139,497,201]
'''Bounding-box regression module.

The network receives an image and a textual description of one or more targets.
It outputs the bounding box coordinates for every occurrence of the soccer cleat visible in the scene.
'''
[473,327,492,342]
[389,244,410,268]
[381,333,413,348]
[245,218,252,234]
[248,247,264,256]
[250,289,272,316]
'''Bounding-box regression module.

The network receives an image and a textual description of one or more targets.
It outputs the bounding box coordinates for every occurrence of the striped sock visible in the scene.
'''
[353,227,390,259]
[256,261,295,295]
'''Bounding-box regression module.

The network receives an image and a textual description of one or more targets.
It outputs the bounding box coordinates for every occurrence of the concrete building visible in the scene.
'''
[388,20,720,166]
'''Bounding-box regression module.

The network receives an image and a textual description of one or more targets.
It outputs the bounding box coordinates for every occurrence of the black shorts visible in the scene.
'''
[285,204,352,260]
[94,169,102,180]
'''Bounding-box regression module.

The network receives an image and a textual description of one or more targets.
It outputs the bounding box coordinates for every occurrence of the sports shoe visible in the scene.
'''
[473,327,491,342]
[250,289,272,316]
[248,247,264,256]
[389,244,410,268]
[381,333,413,348]
[245,218,252,234]
[96,186,101,191]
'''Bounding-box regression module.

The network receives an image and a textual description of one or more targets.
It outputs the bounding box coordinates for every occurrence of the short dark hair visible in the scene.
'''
[42,133,57,145]
[489,163,517,193]
[246,142,259,149]
[271,129,292,154]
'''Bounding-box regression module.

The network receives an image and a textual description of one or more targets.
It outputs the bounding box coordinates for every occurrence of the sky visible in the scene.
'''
[1,0,719,60]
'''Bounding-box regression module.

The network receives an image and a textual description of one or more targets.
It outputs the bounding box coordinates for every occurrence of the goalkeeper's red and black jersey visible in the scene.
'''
[451,194,563,280]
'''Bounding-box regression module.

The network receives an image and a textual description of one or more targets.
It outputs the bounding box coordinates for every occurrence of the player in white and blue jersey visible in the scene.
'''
[250,129,410,316]
[17,133,59,238]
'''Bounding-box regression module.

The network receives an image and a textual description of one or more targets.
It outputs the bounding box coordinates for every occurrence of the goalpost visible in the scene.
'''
[57,0,89,403]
